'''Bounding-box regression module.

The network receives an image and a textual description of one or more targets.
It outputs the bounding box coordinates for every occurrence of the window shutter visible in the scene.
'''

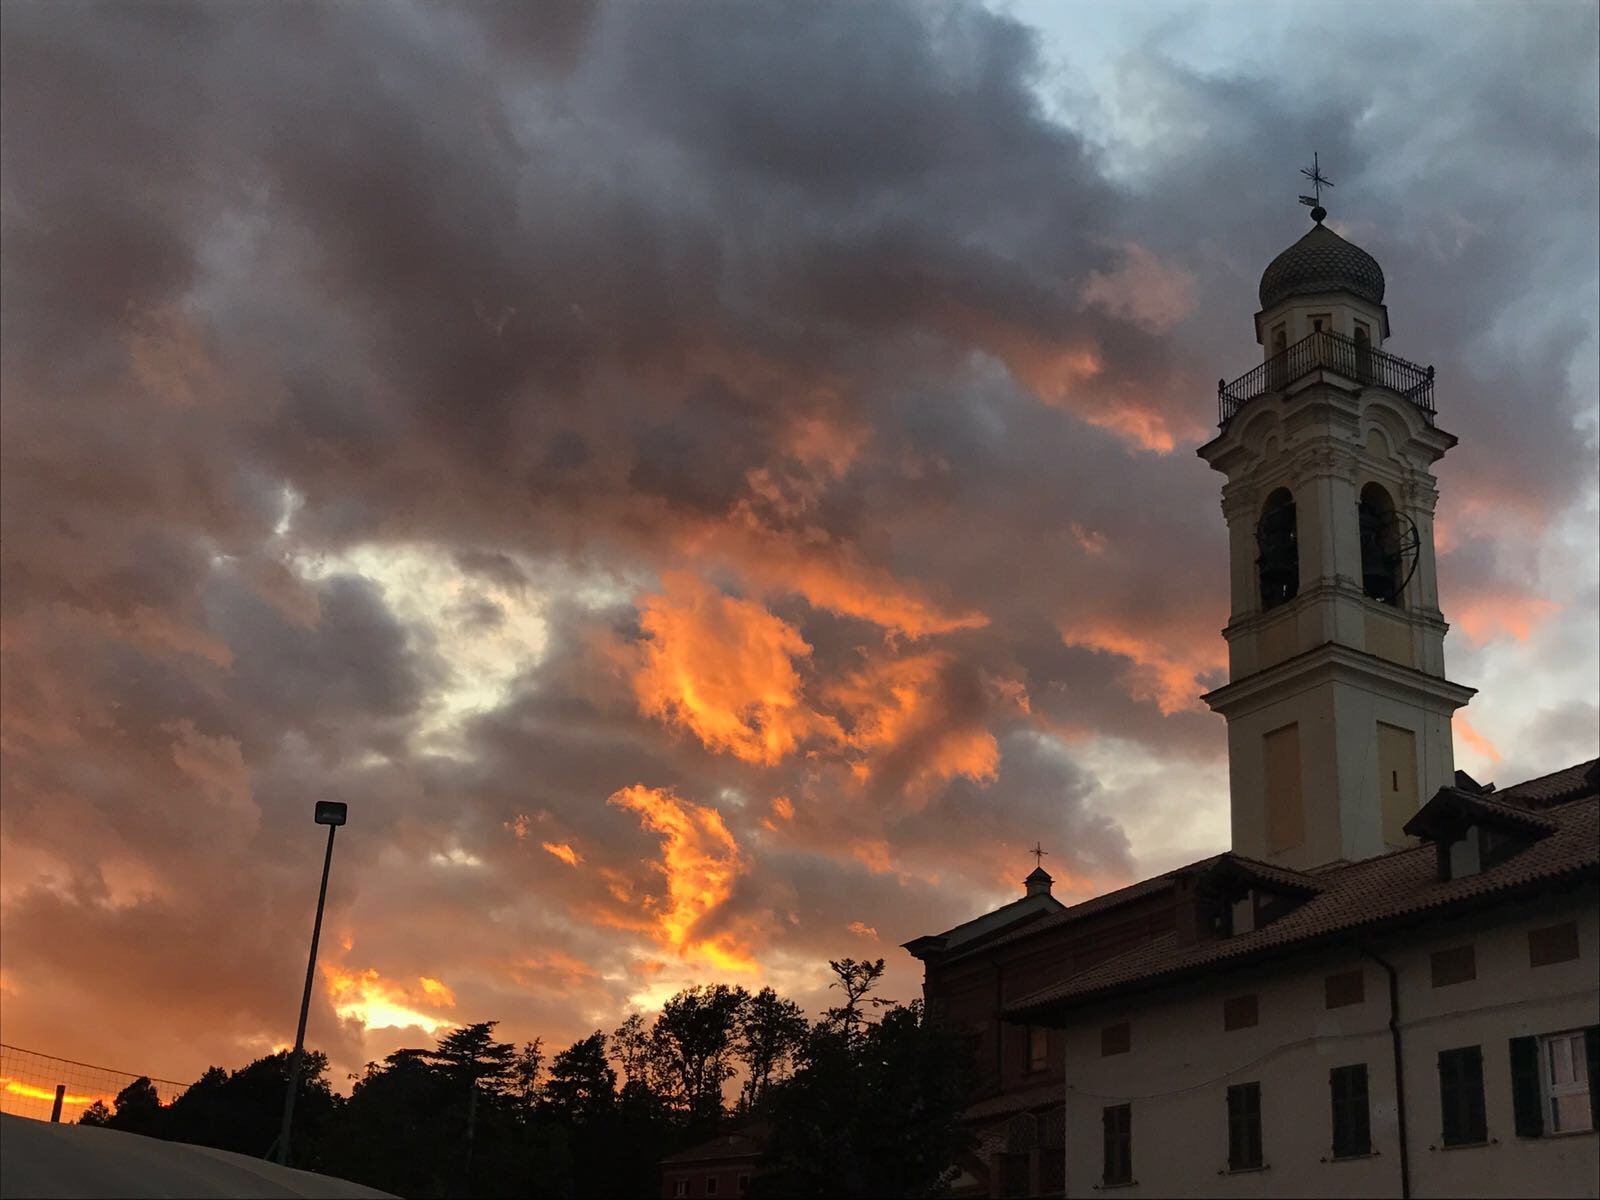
[1508,1037,1543,1137]
[1463,1046,1487,1143]
[1586,1027,1600,1133]
[1438,1049,1463,1145]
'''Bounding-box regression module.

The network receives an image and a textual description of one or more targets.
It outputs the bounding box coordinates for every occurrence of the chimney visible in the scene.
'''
[1024,866,1053,898]
[1171,870,1222,946]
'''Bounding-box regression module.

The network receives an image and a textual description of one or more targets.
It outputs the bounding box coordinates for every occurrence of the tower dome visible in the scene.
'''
[1258,219,1385,311]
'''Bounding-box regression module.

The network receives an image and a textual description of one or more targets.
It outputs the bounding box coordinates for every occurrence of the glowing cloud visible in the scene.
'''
[629,573,831,765]
[323,965,457,1033]
[1452,589,1560,646]
[1061,619,1225,715]
[1454,714,1502,764]
[607,784,754,972]
[542,841,582,867]
[821,652,1000,791]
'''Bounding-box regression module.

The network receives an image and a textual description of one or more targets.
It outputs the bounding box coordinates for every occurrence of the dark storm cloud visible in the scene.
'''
[1,0,1593,1082]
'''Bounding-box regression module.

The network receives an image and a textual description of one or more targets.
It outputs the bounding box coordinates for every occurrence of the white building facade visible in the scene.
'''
[997,203,1600,1199]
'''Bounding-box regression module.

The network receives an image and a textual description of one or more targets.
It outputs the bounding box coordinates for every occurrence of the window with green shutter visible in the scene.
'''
[1438,1046,1487,1146]
[1227,1082,1263,1170]
[1330,1064,1371,1157]
[1509,1036,1543,1137]
[1102,1104,1132,1185]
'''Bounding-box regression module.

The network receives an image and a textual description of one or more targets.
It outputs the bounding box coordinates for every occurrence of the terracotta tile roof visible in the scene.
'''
[944,872,1183,959]
[1209,853,1325,894]
[660,1129,766,1165]
[1496,758,1600,808]
[961,1080,1066,1122]
[1405,786,1560,840]
[1007,783,1598,1020]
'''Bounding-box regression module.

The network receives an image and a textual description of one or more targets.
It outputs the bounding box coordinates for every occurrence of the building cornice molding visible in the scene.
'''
[1202,639,1475,719]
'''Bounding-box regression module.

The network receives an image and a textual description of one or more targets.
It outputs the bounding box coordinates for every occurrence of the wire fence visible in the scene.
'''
[0,1044,185,1124]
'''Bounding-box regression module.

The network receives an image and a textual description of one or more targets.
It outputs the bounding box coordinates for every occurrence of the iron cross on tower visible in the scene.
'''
[1299,152,1333,221]
[1030,842,1048,869]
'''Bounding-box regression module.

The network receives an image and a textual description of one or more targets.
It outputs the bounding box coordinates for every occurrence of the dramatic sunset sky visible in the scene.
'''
[2,1,1596,1092]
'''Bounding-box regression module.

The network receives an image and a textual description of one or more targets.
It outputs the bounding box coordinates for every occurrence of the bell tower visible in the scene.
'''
[1198,189,1475,870]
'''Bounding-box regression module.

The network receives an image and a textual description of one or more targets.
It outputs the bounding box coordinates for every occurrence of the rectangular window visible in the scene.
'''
[1529,922,1580,967]
[1330,1064,1372,1157]
[1029,1024,1049,1072]
[1101,1022,1130,1057]
[1438,1046,1487,1146]
[1325,969,1364,1009]
[1543,1031,1594,1134]
[1223,993,1259,1031]
[1431,944,1476,988]
[1227,1082,1263,1170]
[738,1177,750,1196]
[672,1183,688,1198]
[705,1178,718,1196]
[1102,1104,1132,1185]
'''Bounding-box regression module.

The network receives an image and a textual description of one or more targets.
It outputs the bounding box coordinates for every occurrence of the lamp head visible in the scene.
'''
[314,801,348,827]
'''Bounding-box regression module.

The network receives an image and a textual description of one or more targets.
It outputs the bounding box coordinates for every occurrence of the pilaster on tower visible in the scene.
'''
[1198,200,1475,871]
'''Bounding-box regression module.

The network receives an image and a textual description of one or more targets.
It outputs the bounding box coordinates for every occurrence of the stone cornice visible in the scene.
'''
[1202,640,1475,718]
[1222,579,1450,642]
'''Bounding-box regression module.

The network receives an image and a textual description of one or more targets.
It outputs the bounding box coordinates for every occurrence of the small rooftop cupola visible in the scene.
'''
[1024,841,1053,896]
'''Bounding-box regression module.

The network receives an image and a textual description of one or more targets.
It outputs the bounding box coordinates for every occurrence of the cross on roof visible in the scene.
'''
[1030,842,1048,869]
[1298,152,1334,209]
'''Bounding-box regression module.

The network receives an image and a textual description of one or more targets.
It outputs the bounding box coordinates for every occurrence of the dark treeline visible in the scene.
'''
[80,958,975,1198]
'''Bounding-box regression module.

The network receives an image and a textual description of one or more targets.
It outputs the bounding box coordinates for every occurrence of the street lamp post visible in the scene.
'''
[274,800,347,1167]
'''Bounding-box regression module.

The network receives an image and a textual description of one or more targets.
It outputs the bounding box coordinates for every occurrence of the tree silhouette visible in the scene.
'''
[105,1076,163,1137]
[824,958,889,1038]
[653,984,749,1127]
[762,1001,974,1197]
[737,987,808,1112]
[542,1032,615,1126]
[508,1039,544,1112]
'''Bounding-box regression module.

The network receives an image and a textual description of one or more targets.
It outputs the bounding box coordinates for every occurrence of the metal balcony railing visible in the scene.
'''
[1218,329,1436,427]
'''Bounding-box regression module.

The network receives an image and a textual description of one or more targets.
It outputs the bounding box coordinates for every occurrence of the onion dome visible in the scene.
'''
[1258,217,1385,310]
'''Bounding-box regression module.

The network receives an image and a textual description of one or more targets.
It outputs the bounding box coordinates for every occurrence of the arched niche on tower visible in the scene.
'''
[1257,488,1299,611]
[1358,482,1404,605]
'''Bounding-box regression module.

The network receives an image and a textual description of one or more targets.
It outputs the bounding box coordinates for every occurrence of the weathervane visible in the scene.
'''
[1298,152,1333,222]
[1030,842,1049,869]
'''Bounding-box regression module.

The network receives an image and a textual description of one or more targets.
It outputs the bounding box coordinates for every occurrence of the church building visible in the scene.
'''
[904,194,1599,1199]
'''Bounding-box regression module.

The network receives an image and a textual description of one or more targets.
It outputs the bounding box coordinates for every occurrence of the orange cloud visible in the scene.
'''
[607,784,755,972]
[688,518,989,639]
[851,840,894,874]
[629,573,833,765]
[542,841,582,867]
[848,920,879,940]
[323,965,457,1033]
[418,976,457,1007]
[1070,523,1107,555]
[2,1079,98,1107]
[1079,242,1198,334]
[506,813,532,841]
[821,652,1000,791]
[1454,714,1502,764]
[505,950,601,993]
[1451,589,1559,646]
[1061,618,1225,715]
[761,795,795,833]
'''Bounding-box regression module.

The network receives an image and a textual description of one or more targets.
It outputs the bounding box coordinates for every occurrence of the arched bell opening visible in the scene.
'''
[1359,482,1404,605]
[1256,488,1298,611]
